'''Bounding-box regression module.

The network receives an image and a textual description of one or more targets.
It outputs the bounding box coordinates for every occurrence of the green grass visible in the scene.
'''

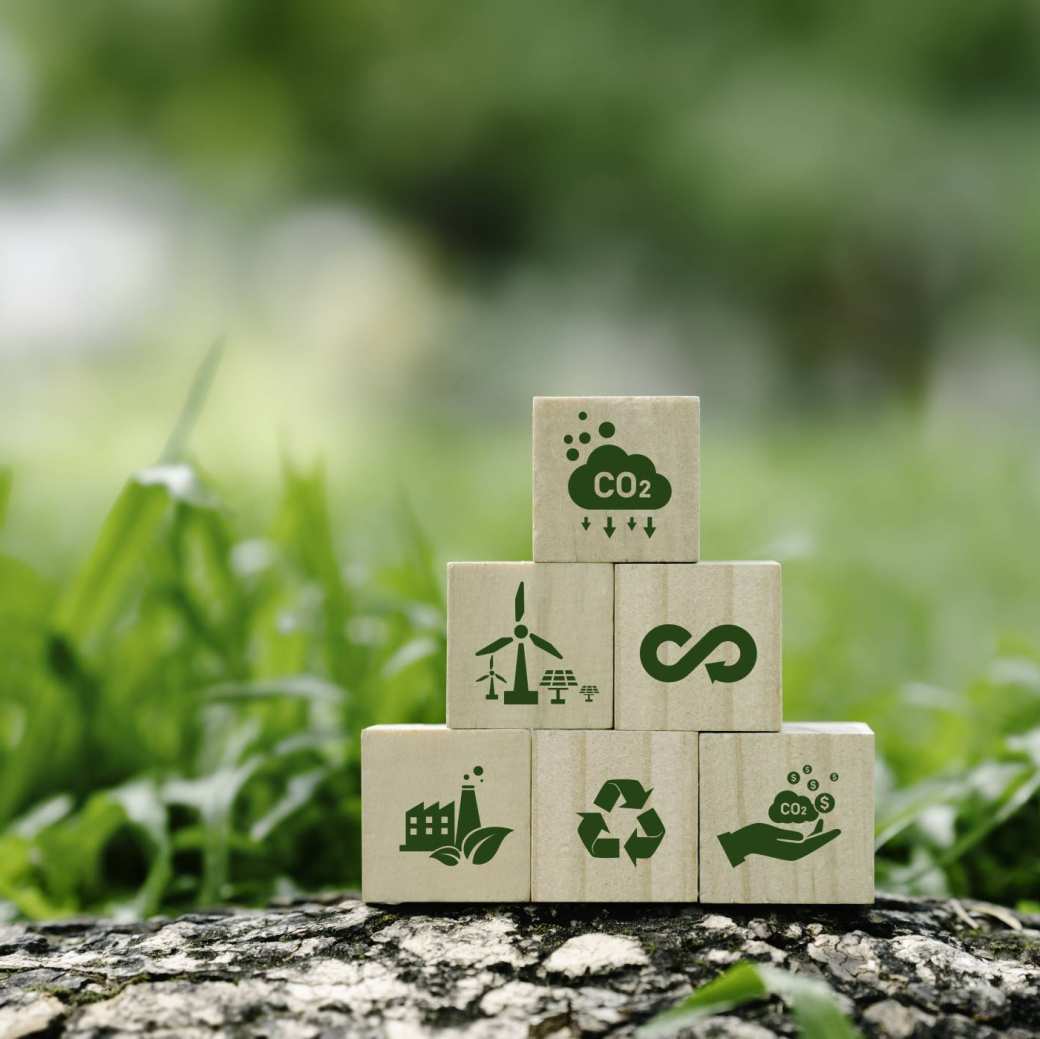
[1,408,1038,918]
[0,458,444,917]
[640,961,860,1039]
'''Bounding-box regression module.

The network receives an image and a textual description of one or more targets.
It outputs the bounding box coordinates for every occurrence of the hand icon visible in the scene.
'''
[717,822,841,868]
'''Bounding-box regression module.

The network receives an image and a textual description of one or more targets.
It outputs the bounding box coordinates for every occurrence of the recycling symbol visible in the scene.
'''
[577,778,666,865]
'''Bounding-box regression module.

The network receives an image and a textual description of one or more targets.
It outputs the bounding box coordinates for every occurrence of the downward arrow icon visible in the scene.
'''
[604,516,616,537]
[644,517,656,538]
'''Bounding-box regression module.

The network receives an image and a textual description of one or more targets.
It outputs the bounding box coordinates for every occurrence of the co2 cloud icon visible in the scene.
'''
[568,444,672,510]
[768,790,818,825]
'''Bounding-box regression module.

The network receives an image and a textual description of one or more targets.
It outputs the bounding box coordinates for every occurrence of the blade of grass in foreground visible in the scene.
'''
[638,961,860,1039]
[52,478,173,650]
[159,338,225,464]
[0,466,11,530]
[52,466,217,650]
[55,340,225,651]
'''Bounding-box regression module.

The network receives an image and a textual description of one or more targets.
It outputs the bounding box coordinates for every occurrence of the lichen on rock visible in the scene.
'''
[0,894,1038,1036]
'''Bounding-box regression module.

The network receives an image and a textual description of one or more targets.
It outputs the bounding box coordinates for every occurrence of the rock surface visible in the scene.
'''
[1,894,1039,1036]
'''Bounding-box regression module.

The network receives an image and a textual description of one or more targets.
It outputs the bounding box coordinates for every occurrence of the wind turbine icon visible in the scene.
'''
[476,656,507,700]
[475,581,563,705]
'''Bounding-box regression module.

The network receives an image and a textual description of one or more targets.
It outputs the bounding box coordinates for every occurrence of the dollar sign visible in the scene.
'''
[815,792,835,814]
[639,623,757,684]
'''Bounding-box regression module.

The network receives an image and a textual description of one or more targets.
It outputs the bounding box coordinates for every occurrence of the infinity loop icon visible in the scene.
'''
[639,623,757,683]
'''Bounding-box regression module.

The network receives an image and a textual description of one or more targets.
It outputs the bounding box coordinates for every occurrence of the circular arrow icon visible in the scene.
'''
[639,623,757,684]
[577,778,666,865]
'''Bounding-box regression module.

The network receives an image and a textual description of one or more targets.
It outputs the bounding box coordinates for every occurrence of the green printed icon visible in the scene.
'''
[570,445,671,509]
[640,623,757,684]
[476,656,507,700]
[475,582,563,705]
[717,764,841,868]
[475,582,597,707]
[578,778,666,865]
[400,765,512,867]
[540,668,578,704]
[563,410,671,538]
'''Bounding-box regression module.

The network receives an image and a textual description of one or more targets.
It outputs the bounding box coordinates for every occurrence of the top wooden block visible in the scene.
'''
[532,396,700,562]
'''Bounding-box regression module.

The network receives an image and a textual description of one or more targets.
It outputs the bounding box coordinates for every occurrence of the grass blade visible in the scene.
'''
[159,339,226,464]
[0,466,11,531]
[639,962,860,1039]
[52,479,172,650]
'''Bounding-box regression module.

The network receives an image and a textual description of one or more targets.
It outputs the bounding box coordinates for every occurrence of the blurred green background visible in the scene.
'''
[1,1,1039,918]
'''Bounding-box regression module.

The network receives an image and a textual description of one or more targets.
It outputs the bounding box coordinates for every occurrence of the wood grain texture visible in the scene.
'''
[362,725,531,903]
[532,396,700,563]
[700,723,874,904]
[446,562,613,729]
[532,730,698,902]
[615,562,782,731]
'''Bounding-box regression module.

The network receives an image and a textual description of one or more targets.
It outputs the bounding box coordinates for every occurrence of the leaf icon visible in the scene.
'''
[430,845,461,866]
[461,826,513,865]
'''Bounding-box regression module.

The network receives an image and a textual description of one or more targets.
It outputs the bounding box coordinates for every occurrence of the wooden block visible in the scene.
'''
[362,725,531,903]
[532,396,700,563]
[532,730,698,902]
[699,723,875,904]
[614,562,782,731]
[447,562,613,729]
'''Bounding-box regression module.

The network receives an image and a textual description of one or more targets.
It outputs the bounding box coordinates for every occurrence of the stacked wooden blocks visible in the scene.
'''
[363,396,874,904]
